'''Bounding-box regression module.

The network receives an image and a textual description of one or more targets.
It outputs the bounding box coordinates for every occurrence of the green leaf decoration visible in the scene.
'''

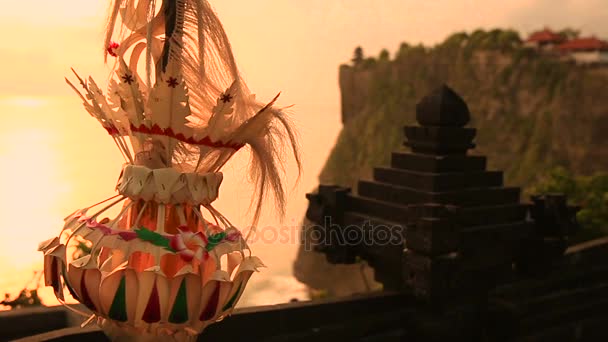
[221,283,242,312]
[169,279,189,324]
[206,232,227,251]
[108,276,128,322]
[135,228,176,252]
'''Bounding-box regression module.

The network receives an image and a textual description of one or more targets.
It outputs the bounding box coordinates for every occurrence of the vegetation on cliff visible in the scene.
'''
[325,28,608,197]
[534,167,608,242]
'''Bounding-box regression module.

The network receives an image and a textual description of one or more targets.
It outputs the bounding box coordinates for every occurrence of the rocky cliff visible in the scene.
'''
[326,30,608,191]
[294,29,608,297]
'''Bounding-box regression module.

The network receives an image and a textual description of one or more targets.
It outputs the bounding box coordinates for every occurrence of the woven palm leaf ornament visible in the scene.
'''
[38,0,301,340]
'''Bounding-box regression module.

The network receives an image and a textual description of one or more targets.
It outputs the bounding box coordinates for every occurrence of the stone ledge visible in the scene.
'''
[13,293,413,341]
[0,305,91,341]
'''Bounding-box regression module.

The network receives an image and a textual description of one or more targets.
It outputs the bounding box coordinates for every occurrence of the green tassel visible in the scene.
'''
[108,276,128,322]
[168,279,189,324]
[135,228,175,252]
[206,232,227,251]
[222,283,242,312]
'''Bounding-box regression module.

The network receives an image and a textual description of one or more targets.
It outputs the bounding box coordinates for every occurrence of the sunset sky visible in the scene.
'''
[0,0,606,306]
[2,0,607,100]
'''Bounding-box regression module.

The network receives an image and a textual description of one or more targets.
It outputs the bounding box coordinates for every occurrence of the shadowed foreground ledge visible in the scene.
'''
[11,292,412,342]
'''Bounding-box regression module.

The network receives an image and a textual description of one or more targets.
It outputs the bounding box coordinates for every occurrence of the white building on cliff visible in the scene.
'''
[558,37,608,65]
[525,28,608,65]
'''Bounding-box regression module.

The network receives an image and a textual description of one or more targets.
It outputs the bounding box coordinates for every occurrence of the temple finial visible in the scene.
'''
[416,84,470,127]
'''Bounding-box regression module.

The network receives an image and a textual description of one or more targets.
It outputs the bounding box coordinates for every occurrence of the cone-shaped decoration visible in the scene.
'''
[40,0,294,340]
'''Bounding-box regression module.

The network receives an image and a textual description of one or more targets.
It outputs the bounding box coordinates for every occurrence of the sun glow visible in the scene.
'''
[0,129,70,267]
[0,125,77,307]
[0,97,49,108]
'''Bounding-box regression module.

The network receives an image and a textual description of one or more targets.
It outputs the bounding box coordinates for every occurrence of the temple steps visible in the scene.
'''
[373,167,503,191]
[390,152,487,173]
[358,179,521,207]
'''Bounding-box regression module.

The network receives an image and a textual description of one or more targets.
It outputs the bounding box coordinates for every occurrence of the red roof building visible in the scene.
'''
[558,37,608,52]
[524,28,608,64]
[525,28,565,45]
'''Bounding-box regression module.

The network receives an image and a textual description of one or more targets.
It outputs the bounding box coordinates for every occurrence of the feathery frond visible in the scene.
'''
[87,0,302,223]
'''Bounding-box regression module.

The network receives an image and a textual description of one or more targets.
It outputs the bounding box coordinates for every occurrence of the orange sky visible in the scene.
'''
[2,0,607,101]
[0,0,606,305]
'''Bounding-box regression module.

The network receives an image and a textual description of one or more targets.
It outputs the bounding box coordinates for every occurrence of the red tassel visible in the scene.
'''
[142,282,161,323]
[199,284,219,321]
[107,42,120,57]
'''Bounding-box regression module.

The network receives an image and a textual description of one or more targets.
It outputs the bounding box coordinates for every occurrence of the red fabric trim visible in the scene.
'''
[102,123,244,150]
[129,123,245,150]
[103,125,120,136]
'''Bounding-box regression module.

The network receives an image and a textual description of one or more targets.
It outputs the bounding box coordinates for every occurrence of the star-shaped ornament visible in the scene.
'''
[220,93,233,103]
[121,74,134,85]
[167,77,179,88]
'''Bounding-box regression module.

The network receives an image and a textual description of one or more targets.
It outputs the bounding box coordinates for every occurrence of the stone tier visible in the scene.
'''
[390,152,487,173]
[373,167,503,192]
[346,195,411,223]
[346,196,526,228]
[357,180,521,207]
[404,126,477,155]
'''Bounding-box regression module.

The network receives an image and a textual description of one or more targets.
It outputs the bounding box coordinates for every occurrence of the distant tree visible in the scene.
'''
[469,29,487,46]
[362,57,377,68]
[497,29,523,50]
[379,49,390,62]
[396,42,411,59]
[410,43,427,53]
[352,46,364,66]
[459,28,522,52]
[443,32,469,47]
[533,167,578,199]
[558,28,580,40]
[533,167,608,242]
[487,28,503,45]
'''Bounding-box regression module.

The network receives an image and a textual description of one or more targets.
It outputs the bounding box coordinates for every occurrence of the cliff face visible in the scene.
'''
[339,66,374,124]
[326,37,608,191]
[294,30,608,297]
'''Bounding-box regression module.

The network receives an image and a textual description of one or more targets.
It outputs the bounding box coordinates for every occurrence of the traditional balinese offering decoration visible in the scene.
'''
[38,0,300,340]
